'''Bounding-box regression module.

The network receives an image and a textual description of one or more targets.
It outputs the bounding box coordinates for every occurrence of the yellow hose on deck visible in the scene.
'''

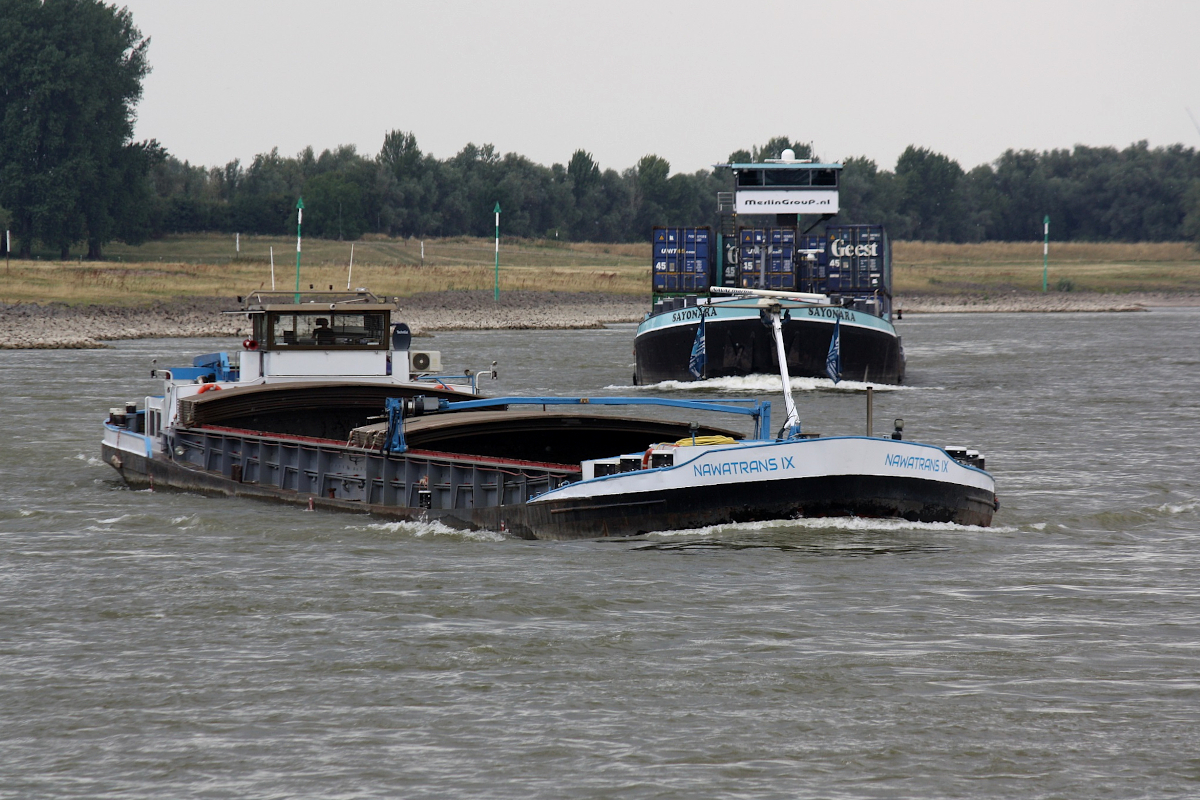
[673,435,737,447]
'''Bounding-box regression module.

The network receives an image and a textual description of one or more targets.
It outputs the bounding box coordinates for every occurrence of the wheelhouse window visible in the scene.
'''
[812,169,838,187]
[763,169,811,187]
[736,169,764,187]
[737,167,838,188]
[267,311,389,349]
[252,313,267,343]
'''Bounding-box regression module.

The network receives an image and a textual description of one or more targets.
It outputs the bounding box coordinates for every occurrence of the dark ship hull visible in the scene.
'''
[635,301,905,385]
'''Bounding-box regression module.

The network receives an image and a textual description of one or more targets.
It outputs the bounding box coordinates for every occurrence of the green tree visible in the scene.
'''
[377,130,439,237]
[894,146,968,241]
[101,138,166,247]
[379,130,423,180]
[303,172,366,240]
[594,168,634,242]
[631,154,671,238]
[434,142,503,237]
[0,0,152,258]
[566,149,603,240]
[1181,180,1200,246]
[567,150,600,197]
[837,157,899,227]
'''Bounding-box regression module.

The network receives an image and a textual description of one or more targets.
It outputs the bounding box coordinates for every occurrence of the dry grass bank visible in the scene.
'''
[892,241,1200,294]
[3,235,1197,307]
[101,233,650,269]
[0,235,650,306]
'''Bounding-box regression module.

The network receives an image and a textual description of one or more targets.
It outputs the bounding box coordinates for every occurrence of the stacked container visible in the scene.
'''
[824,224,889,294]
[739,227,797,290]
[794,234,826,293]
[652,227,712,293]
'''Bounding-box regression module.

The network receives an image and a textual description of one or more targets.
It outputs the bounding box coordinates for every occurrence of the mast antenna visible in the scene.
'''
[1187,108,1200,140]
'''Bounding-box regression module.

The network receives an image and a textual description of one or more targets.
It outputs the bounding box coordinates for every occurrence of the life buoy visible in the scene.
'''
[197,383,222,394]
[641,447,655,469]
[242,337,259,350]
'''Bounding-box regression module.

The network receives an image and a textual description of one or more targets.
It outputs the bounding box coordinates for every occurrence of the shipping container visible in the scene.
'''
[652,226,713,293]
[824,224,890,295]
[721,237,740,287]
[656,223,888,297]
[737,227,798,289]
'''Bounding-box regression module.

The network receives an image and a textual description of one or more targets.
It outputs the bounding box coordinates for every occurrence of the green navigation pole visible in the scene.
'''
[1042,215,1049,292]
[493,201,501,302]
[295,197,305,301]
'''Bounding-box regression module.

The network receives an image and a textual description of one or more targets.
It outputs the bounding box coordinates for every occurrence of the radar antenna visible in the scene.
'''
[1188,107,1200,140]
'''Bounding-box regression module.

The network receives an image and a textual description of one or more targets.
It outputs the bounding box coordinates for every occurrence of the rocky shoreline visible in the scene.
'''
[0,292,650,349]
[1,290,1196,349]
[896,291,1198,314]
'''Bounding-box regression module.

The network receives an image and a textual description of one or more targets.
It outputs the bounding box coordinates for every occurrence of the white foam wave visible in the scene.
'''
[1157,501,1197,515]
[358,519,507,542]
[610,374,914,394]
[646,515,1015,538]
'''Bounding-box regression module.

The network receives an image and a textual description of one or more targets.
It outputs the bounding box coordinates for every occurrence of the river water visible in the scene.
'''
[2,308,1198,798]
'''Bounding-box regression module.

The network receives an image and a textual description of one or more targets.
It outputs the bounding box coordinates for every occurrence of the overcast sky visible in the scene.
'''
[119,0,1200,176]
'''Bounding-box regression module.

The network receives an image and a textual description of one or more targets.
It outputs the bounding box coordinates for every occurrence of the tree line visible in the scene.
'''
[2,1,1199,258]
[841,142,1200,244]
[145,136,1200,247]
[20,127,1200,257]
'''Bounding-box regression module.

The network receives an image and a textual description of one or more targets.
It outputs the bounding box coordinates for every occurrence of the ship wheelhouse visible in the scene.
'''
[246,290,393,352]
[238,290,402,382]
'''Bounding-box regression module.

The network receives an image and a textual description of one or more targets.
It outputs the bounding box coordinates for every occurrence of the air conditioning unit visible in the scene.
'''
[409,350,442,373]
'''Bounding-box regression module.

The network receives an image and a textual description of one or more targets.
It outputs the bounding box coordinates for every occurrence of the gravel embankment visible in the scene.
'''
[0,292,650,349]
[2,290,1196,349]
[896,291,1198,314]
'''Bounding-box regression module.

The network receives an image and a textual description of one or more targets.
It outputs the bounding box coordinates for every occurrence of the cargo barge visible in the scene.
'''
[101,291,994,538]
[635,154,905,385]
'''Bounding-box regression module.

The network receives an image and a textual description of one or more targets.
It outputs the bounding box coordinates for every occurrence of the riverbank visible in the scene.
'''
[2,290,1197,349]
[896,290,1200,314]
[0,292,650,349]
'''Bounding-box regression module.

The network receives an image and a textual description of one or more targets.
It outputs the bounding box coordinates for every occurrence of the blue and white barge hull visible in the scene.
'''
[525,435,995,539]
[102,290,992,541]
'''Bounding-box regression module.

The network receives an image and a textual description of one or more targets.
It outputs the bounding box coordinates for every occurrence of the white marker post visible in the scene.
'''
[493,202,501,302]
[270,246,275,290]
[236,232,240,256]
[347,243,355,290]
[295,197,304,301]
[1042,215,1049,292]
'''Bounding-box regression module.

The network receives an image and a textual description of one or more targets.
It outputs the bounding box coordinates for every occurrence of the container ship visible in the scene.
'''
[634,153,905,385]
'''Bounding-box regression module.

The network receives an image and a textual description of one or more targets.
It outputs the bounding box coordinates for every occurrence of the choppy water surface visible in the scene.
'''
[2,309,1198,799]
